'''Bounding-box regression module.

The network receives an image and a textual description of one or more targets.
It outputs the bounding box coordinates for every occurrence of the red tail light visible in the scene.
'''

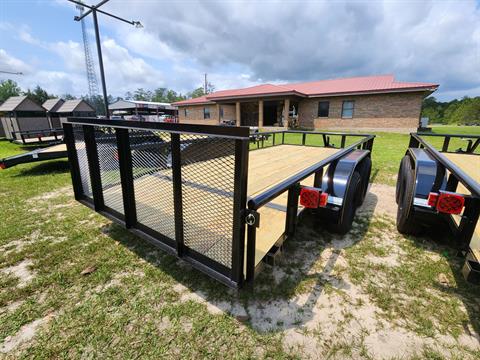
[300,188,319,208]
[0,162,5,170]
[436,192,464,214]
[427,192,439,207]
[319,192,328,207]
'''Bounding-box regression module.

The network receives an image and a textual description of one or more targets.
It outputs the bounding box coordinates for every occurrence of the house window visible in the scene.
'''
[184,108,189,117]
[317,101,329,117]
[204,107,210,119]
[341,101,354,118]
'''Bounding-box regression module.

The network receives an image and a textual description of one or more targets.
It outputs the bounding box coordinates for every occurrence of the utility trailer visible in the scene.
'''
[396,133,480,284]
[0,143,67,169]
[63,118,374,288]
[10,128,64,145]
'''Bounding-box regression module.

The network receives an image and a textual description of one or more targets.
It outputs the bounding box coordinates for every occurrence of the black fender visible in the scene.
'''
[407,148,447,200]
[322,149,371,207]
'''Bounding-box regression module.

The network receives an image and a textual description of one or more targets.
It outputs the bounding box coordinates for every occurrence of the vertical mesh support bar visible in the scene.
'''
[180,135,236,271]
[83,125,104,211]
[94,127,124,215]
[63,123,84,201]
[116,129,137,228]
[231,138,249,284]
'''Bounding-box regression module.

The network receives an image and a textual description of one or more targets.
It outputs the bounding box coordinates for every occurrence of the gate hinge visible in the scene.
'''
[245,210,260,228]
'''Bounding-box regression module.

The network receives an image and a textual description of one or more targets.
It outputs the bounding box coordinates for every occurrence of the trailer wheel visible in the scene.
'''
[396,155,421,234]
[396,155,410,204]
[355,156,372,207]
[329,171,362,235]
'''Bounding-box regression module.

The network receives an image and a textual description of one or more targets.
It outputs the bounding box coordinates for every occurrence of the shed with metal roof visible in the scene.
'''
[0,96,50,140]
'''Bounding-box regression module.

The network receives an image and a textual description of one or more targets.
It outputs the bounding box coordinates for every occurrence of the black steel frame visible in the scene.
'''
[408,133,480,249]
[0,144,67,169]
[245,131,375,281]
[10,128,64,144]
[64,117,375,287]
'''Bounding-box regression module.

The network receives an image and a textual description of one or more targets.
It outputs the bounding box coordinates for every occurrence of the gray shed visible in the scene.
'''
[42,98,65,129]
[0,96,49,140]
[57,100,96,125]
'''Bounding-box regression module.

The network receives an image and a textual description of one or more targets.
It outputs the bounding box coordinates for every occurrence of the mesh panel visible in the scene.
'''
[94,127,124,214]
[180,135,235,268]
[73,125,92,197]
[130,130,176,240]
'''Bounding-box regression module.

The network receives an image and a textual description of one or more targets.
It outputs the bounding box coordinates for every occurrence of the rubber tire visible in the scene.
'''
[395,155,409,204]
[396,155,421,235]
[328,171,362,235]
[355,157,372,207]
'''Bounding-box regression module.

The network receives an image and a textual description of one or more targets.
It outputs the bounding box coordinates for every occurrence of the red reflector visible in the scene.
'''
[436,192,465,214]
[427,192,439,207]
[319,192,328,207]
[300,188,320,209]
[0,163,5,170]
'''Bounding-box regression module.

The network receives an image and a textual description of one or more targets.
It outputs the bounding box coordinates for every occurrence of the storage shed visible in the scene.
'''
[0,96,49,140]
[42,98,65,129]
[56,99,96,125]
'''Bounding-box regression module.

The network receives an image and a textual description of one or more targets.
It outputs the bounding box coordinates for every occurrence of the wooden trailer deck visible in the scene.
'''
[444,153,480,259]
[103,145,339,269]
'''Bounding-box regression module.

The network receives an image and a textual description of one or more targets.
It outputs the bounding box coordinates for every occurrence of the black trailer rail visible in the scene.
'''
[399,132,480,283]
[64,117,374,288]
[11,128,64,145]
[0,143,67,169]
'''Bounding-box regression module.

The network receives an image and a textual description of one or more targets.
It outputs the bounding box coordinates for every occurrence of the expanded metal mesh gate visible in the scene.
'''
[64,119,249,287]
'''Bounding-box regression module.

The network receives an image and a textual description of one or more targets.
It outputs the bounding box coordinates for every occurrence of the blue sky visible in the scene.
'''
[1,0,479,101]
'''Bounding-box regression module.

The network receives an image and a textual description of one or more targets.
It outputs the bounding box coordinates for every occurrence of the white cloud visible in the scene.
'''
[0,49,32,75]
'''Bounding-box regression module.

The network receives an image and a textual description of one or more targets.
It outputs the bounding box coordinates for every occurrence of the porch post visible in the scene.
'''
[258,100,264,128]
[236,101,241,126]
[216,103,221,123]
[283,98,290,127]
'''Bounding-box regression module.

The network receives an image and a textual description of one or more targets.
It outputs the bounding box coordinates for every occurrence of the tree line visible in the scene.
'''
[0,79,212,116]
[421,96,480,125]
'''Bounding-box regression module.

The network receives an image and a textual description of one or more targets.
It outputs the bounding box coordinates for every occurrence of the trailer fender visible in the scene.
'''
[322,149,371,205]
[407,148,447,201]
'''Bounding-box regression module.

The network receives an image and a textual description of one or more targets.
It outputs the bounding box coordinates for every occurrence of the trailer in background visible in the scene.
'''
[0,143,67,169]
[63,118,374,288]
[396,133,480,284]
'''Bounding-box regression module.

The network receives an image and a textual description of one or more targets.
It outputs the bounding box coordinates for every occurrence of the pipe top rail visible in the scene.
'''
[248,134,375,209]
[411,133,480,197]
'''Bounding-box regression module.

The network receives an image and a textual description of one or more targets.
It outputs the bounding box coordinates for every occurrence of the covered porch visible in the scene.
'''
[215,97,300,128]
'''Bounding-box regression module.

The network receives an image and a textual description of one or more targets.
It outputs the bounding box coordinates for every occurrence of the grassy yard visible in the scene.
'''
[1,126,479,359]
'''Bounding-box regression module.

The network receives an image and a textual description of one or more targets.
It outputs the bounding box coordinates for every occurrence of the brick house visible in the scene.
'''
[173,75,438,130]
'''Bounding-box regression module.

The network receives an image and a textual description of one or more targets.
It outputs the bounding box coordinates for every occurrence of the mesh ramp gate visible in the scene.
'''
[64,119,249,288]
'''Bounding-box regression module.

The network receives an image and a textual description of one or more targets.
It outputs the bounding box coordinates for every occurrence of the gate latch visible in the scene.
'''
[245,210,260,228]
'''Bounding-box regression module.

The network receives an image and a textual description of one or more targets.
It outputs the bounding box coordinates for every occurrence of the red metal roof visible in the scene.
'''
[173,75,438,106]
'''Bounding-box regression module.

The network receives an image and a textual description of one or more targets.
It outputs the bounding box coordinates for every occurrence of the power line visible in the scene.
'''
[0,71,23,75]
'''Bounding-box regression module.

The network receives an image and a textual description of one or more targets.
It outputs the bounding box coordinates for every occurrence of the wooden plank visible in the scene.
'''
[444,153,480,184]
[39,144,67,153]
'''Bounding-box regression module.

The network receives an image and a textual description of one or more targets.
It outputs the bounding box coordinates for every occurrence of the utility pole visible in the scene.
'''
[204,73,207,94]
[68,0,142,118]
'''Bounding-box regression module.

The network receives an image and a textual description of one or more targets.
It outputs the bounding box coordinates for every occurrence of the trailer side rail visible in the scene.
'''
[11,128,64,144]
[245,133,375,281]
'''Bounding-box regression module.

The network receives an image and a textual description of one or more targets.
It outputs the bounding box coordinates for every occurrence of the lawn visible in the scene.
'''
[1,126,479,359]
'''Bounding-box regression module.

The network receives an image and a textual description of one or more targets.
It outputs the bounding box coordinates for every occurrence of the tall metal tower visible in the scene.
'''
[77,3,99,97]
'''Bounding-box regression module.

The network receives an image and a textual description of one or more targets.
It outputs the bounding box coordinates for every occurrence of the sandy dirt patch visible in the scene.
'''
[1,259,35,288]
[0,314,55,354]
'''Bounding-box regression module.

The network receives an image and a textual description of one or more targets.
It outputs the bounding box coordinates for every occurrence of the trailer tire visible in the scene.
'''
[328,171,362,235]
[396,155,421,235]
[395,156,410,204]
[355,156,371,207]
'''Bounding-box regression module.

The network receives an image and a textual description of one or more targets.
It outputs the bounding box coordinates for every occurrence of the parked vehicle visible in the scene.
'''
[63,118,374,288]
[396,133,480,284]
